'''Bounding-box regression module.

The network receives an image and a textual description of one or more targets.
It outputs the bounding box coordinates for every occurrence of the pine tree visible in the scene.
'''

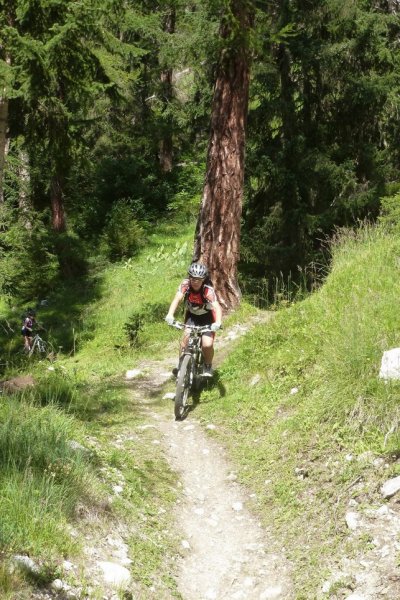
[194,0,255,311]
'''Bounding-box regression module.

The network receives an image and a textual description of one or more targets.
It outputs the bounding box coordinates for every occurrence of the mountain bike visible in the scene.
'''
[28,333,52,358]
[168,320,213,420]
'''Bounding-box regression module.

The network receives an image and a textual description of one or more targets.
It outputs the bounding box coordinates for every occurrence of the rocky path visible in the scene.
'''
[156,414,292,600]
[129,318,293,600]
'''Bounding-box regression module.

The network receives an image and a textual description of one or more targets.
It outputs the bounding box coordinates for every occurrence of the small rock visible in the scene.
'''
[232,502,243,512]
[345,454,353,461]
[294,467,308,478]
[381,475,400,499]
[345,511,361,530]
[98,561,131,586]
[69,440,88,452]
[290,387,299,395]
[47,366,55,371]
[376,504,389,517]
[250,374,261,386]
[181,540,190,550]
[125,369,142,380]
[259,586,283,599]
[322,580,331,593]
[51,579,66,592]
[163,392,175,400]
[206,424,216,430]
[13,555,40,575]
[113,485,123,495]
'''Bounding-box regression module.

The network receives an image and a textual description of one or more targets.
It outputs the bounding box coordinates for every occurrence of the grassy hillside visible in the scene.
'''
[195,223,400,597]
[0,223,195,598]
[1,214,400,598]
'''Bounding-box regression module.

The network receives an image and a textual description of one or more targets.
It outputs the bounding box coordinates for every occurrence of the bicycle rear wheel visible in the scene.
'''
[175,354,192,420]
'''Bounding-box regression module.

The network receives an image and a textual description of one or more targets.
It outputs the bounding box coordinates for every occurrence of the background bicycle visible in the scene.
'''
[28,333,54,359]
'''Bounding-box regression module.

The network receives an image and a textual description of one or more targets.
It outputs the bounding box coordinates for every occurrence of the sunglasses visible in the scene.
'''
[189,277,204,282]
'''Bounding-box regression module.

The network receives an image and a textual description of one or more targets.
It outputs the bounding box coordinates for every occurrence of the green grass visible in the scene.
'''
[3,214,400,597]
[0,221,193,597]
[194,223,400,597]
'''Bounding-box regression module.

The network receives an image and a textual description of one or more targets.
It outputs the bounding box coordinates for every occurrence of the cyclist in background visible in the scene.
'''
[165,263,222,377]
[21,308,36,352]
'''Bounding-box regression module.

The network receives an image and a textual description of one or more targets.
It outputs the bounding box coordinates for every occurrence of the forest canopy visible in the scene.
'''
[0,0,399,303]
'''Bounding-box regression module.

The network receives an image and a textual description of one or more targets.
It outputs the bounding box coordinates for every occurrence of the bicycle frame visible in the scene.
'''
[29,334,46,356]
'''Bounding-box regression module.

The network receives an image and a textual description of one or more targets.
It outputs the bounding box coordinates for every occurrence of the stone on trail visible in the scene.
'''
[98,561,131,586]
[345,511,361,531]
[381,475,400,499]
[163,392,175,400]
[125,369,142,380]
[259,585,283,599]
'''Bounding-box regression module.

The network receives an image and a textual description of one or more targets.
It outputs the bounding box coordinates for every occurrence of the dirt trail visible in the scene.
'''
[131,317,293,600]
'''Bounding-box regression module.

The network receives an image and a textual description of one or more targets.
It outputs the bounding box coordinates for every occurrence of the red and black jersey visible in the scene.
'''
[178,279,217,316]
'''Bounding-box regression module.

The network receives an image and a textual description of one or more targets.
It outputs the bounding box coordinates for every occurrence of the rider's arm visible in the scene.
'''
[166,290,184,320]
[211,300,223,325]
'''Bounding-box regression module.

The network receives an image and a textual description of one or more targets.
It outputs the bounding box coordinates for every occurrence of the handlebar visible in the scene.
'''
[167,319,218,334]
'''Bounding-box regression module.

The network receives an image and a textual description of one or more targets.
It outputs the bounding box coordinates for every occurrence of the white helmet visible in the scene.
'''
[188,263,208,279]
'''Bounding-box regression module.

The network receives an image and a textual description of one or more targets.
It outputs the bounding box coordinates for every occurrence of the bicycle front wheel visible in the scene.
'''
[175,354,192,420]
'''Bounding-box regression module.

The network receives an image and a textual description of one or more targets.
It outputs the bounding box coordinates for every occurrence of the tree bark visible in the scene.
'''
[194,1,253,312]
[18,150,32,229]
[50,171,67,232]
[159,7,175,173]
[0,95,9,203]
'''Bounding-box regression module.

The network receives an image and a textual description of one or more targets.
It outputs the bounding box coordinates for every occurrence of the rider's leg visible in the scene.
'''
[23,335,31,352]
[201,334,214,375]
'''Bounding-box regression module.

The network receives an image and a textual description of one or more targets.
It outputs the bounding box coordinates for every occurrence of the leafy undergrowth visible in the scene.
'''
[194,224,400,597]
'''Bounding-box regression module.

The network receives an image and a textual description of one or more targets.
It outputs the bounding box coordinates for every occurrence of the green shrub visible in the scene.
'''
[124,302,169,347]
[102,200,146,260]
[378,192,400,233]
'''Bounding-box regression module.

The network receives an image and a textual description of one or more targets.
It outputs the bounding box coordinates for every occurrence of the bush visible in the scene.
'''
[101,200,146,261]
[378,191,400,233]
[124,302,169,347]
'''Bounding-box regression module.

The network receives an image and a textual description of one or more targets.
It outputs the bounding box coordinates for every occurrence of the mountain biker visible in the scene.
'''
[21,308,36,352]
[165,262,222,377]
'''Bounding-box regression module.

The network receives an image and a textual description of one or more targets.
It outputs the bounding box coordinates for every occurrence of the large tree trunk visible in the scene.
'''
[0,95,9,203]
[194,1,253,312]
[159,7,175,173]
[0,53,11,204]
[50,171,67,232]
[18,150,32,229]
[159,66,173,172]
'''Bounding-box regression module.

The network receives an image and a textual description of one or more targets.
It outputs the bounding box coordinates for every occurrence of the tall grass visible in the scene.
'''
[0,397,94,560]
[196,222,400,596]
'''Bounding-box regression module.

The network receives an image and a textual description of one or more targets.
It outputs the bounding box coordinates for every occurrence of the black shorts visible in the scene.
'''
[185,311,214,337]
[22,328,32,337]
